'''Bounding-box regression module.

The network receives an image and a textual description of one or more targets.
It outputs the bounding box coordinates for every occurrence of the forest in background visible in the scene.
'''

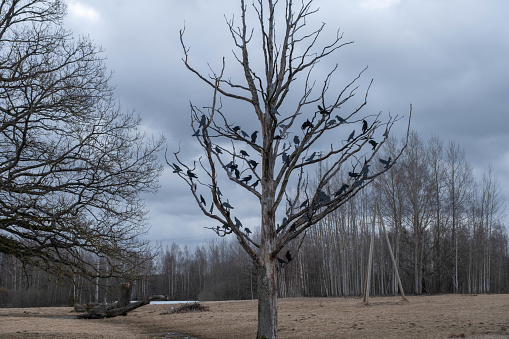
[1,132,507,307]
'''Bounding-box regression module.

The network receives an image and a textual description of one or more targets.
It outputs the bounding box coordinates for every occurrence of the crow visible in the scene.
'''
[362,120,368,134]
[251,131,258,143]
[245,228,252,236]
[336,115,346,123]
[305,152,316,162]
[282,152,290,166]
[240,130,249,138]
[233,126,241,133]
[285,250,293,262]
[209,203,214,214]
[348,171,359,178]
[274,135,282,140]
[362,164,370,178]
[318,105,329,115]
[250,180,260,189]
[317,191,331,204]
[326,119,336,126]
[171,163,182,174]
[248,159,258,170]
[277,258,287,267]
[222,201,234,210]
[347,130,355,142]
[289,223,297,233]
[335,183,349,196]
[353,179,364,188]
[369,139,378,150]
[187,169,198,179]
[234,168,240,179]
[200,194,206,206]
[241,174,252,183]
[234,217,243,228]
[214,145,222,154]
[301,119,313,130]
[240,150,249,157]
[379,157,392,169]
[199,114,207,128]
[299,199,309,209]
[293,135,300,145]
[192,129,200,137]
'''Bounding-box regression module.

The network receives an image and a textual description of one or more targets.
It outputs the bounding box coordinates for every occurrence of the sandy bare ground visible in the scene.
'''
[0,294,508,338]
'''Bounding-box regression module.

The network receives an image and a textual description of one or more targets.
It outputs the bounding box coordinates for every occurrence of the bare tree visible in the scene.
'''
[175,0,410,337]
[0,0,164,280]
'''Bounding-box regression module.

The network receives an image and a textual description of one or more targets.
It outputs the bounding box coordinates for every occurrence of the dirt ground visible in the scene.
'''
[0,294,508,338]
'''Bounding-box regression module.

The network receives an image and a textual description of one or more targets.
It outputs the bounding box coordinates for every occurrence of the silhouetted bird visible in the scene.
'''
[222,201,234,210]
[318,105,329,115]
[317,190,331,204]
[234,217,243,228]
[335,183,349,196]
[214,145,222,154]
[233,126,241,133]
[241,174,252,183]
[199,114,207,128]
[271,107,280,116]
[285,250,293,262]
[299,199,309,209]
[336,115,346,123]
[274,135,282,140]
[379,157,392,169]
[383,127,389,139]
[326,119,336,126]
[245,228,252,236]
[192,129,200,137]
[234,168,240,179]
[240,130,249,138]
[172,163,182,174]
[368,139,378,150]
[209,203,214,213]
[293,135,300,145]
[347,130,355,142]
[348,171,359,178]
[217,187,222,197]
[305,152,316,162]
[251,131,258,143]
[277,258,287,267]
[222,224,230,231]
[282,152,290,166]
[362,164,370,178]
[362,120,368,134]
[240,150,249,157]
[289,223,296,233]
[353,179,364,188]
[301,119,313,130]
[250,180,259,189]
[248,159,258,170]
[187,170,198,179]
[200,194,206,206]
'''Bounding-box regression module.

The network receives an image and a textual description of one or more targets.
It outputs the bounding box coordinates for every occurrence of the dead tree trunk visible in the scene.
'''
[78,297,154,319]
[257,258,278,339]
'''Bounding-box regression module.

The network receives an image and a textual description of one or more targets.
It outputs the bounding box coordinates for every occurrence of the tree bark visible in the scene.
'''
[257,259,278,339]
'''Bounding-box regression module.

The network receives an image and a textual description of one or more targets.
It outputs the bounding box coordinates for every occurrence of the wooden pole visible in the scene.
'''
[376,203,408,301]
[363,207,377,305]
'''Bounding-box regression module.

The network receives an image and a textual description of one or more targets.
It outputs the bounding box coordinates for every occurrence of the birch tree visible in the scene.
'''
[175,1,410,337]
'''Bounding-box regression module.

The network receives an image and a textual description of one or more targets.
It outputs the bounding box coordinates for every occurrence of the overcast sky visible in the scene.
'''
[63,0,509,248]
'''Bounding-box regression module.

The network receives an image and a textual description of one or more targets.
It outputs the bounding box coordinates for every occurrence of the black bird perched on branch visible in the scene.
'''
[222,201,234,210]
[187,169,198,179]
[245,228,251,236]
[277,258,287,267]
[305,152,316,162]
[301,119,313,130]
[368,139,378,150]
[250,180,259,189]
[240,130,249,138]
[380,157,392,169]
[233,126,241,133]
[336,115,346,123]
[192,129,200,137]
[299,199,309,209]
[199,114,207,128]
[214,145,222,154]
[348,171,359,178]
[222,224,230,231]
[234,168,240,179]
[171,163,182,174]
[285,250,293,262]
[248,159,258,170]
[241,174,252,183]
[326,119,336,126]
[293,135,300,145]
[240,150,249,157]
[362,120,368,134]
[200,194,206,206]
[251,131,258,143]
[318,105,329,115]
[274,135,282,140]
[353,179,364,188]
[209,203,214,214]
[362,164,370,178]
[317,191,331,204]
[335,183,349,197]
[234,217,243,228]
[347,130,355,142]
[282,152,290,166]
[289,223,296,233]
[225,162,238,171]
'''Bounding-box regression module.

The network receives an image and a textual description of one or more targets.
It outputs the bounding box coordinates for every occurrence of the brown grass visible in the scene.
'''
[0,294,508,338]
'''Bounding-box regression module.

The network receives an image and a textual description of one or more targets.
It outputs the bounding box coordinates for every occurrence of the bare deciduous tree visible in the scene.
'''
[175,0,410,337]
[0,0,164,280]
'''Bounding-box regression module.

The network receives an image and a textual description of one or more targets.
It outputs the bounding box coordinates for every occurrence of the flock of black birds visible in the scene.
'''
[174,105,395,265]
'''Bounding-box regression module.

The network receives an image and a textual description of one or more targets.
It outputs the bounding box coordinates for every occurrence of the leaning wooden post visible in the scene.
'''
[376,203,408,302]
[363,206,377,305]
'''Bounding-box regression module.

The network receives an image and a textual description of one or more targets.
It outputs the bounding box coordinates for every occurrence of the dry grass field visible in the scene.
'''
[0,294,508,338]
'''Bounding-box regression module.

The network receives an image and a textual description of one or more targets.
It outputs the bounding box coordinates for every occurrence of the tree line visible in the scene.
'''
[1,131,507,307]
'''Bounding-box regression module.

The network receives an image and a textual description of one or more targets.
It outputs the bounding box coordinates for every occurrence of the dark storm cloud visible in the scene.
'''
[65,0,509,246]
